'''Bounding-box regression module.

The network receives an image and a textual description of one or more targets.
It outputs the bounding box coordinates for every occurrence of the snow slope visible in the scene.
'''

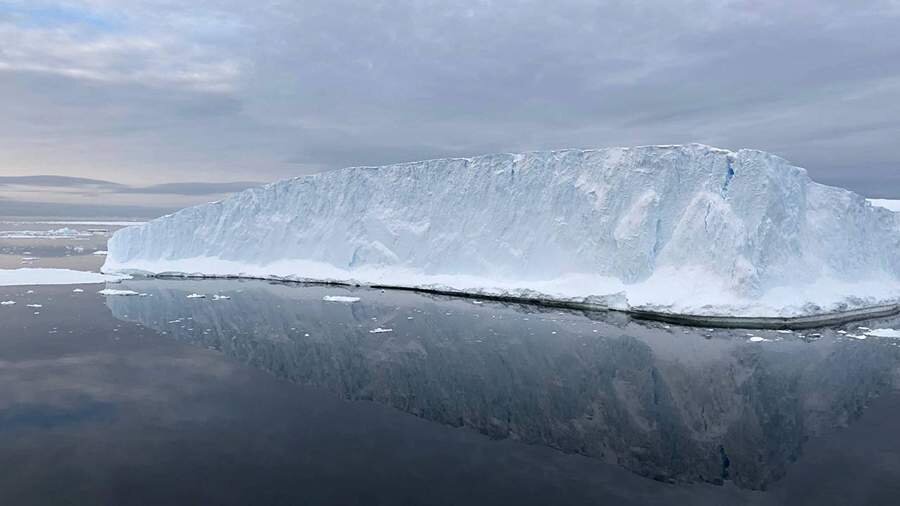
[103,144,900,317]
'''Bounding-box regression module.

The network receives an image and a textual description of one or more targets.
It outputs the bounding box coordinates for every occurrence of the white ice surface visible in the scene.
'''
[103,144,900,317]
[868,199,900,213]
[0,268,129,286]
[0,227,91,239]
[866,328,900,338]
[27,221,147,226]
[98,289,141,296]
[322,295,361,303]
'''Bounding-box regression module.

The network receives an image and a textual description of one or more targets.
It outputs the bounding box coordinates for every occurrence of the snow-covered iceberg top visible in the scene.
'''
[102,144,900,317]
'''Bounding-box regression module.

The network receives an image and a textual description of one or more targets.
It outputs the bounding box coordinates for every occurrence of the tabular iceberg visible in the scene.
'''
[102,144,900,317]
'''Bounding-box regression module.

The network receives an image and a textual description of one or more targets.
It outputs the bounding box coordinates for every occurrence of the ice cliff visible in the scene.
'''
[103,144,900,316]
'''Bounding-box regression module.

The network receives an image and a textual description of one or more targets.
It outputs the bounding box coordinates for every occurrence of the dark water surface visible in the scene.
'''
[2,278,900,505]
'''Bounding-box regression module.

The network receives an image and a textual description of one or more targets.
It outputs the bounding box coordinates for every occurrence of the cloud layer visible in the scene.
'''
[1,0,899,199]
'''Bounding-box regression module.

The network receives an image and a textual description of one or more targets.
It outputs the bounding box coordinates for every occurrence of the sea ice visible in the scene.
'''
[323,295,361,303]
[98,289,141,296]
[0,268,129,287]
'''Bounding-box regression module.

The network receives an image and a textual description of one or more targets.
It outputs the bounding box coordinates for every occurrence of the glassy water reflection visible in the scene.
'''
[104,279,900,494]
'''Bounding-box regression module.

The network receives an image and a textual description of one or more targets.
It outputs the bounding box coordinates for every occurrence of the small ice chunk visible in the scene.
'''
[211,294,231,300]
[866,328,900,338]
[98,289,140,296]
[26,304,42,308]
[748,336,768,342]
[369,327,393,334]
[92,250,108,255]
[323,295,360,303]
[775,330,793,334]
[72,288,84,293]
[1,300,15,305]
[186,293,206,299]
[847,334,867,340]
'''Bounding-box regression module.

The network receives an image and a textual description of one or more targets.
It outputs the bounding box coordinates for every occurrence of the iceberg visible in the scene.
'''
[102,144,900,317]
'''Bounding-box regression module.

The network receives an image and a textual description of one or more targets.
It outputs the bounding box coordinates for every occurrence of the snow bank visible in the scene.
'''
[0,268,129,286]
[103,144,900,317]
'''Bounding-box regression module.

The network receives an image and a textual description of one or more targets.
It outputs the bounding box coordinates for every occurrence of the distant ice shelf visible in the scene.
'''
[0,268,130,286]
[102,144,900,318]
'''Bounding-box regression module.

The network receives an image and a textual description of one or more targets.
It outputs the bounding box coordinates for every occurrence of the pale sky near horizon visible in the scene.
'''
[2,0,900,215]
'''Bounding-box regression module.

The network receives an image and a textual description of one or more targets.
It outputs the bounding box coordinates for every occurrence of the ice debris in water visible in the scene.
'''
[369,327,393,334]
[211,294,231,300]
[98,289,141,296]
[186,293,206,299]
[323,295,360,303]
[72,288,84,293]
[1,301,15,305]
[866,328,900,338]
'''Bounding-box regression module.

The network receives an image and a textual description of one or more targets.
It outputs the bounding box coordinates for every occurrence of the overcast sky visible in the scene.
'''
[1,0,900,215]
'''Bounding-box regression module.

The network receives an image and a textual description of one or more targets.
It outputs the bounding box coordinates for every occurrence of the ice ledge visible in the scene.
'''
[102,257,900,324]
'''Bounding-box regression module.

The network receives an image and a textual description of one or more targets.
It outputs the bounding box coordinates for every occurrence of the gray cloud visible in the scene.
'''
[0,175,124,189]
[0,0,899,202]
[0,174,260,195]
[119,181,262,195]
[0,173,262,216]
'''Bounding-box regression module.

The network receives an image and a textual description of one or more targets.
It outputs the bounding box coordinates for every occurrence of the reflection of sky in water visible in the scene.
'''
[1,280,900,505]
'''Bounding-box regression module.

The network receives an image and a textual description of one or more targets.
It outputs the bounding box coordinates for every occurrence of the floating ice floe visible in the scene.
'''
[25,304,42,308]
[323,295,360,303]
[93,250,109,256]
[186,293,206,299]
[0,227,91,239]
[748,336,769,342]
[72,288,84,293]
[0,268,129,287]
[866,328,900,338]
[211,294,231,300]
[1,301,15,305]
[369,327,393,334]
[98,289,141,296]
